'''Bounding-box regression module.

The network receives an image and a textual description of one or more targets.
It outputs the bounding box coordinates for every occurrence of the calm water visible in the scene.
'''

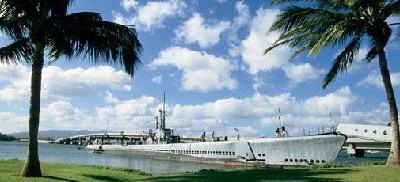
[0,141,388,175]
[0,141,234,176]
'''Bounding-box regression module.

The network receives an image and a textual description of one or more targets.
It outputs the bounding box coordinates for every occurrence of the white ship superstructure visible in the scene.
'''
[87,94,346,166]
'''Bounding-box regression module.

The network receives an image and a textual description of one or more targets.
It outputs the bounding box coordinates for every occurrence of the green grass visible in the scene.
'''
[1,159,400,181]
[0,158,149,182]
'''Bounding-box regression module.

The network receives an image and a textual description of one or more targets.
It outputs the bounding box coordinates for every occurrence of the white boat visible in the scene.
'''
[87,94,346,166]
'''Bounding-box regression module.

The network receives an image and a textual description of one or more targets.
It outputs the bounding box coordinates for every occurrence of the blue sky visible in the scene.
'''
[1,0,400,138]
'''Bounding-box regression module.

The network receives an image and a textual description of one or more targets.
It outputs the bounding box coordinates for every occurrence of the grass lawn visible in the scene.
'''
[1,159,400,181]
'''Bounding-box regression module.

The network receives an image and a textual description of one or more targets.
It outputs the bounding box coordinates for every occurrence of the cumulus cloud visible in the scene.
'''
[114,96,156,117]
[42,66,132,99]
[151,47,238,92]
[114,0,187,31]
[37,95,158,132]
[302,86,357,116]
[41,101,80,124]
[39,100,99,131]
[0,112,27,134]
[104,91,120,104]
[359,71,400,89]
[228,1,250,57]
[283,63,324,84]
[0,65,132,102]
[121,0,138,11]
[152,75,163,84]
[238,7,323,88]
[0,64,30,102]
[175,13,230,48]
[164,86,359,136]
[241,8,290,75]
[3,86,383,137]
[215,0,227,3]
[95,95,158,131]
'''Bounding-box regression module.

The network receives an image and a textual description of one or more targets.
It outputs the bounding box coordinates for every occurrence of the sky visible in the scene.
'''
[0,0,400,138]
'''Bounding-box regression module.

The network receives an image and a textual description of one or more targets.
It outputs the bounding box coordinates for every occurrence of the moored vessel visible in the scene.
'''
[87,93,346,166]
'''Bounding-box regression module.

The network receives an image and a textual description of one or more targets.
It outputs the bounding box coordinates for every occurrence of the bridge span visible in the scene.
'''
[337,123,392,157]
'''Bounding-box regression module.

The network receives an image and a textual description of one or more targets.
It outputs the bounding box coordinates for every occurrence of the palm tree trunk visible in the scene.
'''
[378,48,400,166]
[20,44,44,177]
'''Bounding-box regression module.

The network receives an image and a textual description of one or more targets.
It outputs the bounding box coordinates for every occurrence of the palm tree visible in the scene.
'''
[265,0,400,165]
[0,0,142,176]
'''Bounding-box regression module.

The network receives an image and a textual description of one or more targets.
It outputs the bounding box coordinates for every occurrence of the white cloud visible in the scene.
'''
[121,0,138,11]
[166,86,358,136]
[95,96,158,131]
[0,112,27,134]
[359,71,400,89]
[39,100,98,131]
[303,86,357,116]
[104,92,120,104]
[241,8,290,75]
[0,64,31,102]
[215,0,227,3]
[114,0,187,31]
[151,47,238,92]
[41,100,78,123]
[152,75,163,84]
[175,13,230,48]
[2,86,383,137]
[283,63,324,84]
[0,65,132,102]
[342,103,390,125]
[114,96,156,117]
[38,96,158,132]
[228,1,250,57]
[239,7,322,88]
[42,66,132,99]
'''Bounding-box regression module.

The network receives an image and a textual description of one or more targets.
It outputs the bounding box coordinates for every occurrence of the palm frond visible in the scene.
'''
[363,47,378,63]
[309,17,363,55]
[0,17,28,40]
[46,12,105,61]
[0,0,38,20]
[268,5,363,58]
[270,6,336,32]
[384,0,400,15]
[0,38,33,64]
[48,0,74,17]
[47,13,142,76]
[323,36,361,89]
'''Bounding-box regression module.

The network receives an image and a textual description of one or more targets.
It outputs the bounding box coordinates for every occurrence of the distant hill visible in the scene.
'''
[10,130,109,140]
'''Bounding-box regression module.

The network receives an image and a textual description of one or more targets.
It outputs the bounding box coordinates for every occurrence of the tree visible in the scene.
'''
[265,0,400,165]
[0,0,142,176]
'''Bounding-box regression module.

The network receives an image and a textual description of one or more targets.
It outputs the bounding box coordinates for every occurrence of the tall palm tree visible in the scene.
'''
[0,0,142,176]
[265,0,400,165]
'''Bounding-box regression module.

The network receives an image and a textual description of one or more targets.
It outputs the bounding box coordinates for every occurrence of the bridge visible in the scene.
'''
[342,137,390,157]
[55,131,228,146]
[337,123,392,157]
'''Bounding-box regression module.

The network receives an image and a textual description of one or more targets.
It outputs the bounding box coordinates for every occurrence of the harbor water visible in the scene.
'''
[0,141,388,176]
